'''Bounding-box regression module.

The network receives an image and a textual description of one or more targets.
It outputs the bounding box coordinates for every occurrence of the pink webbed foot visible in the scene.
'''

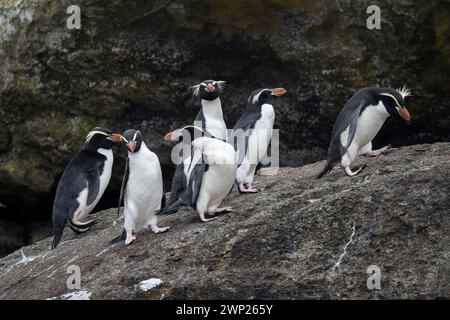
[125,231,136,245]
[238,183,258,193]
[215,206,233,213]
[150,225,170,234]
[344,166,364,177]
[199,212,218,223]
[365,145,391,157]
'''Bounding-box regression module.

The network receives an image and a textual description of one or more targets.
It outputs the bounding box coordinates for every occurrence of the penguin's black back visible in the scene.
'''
[317,87,392,178]
[52,149,107,248]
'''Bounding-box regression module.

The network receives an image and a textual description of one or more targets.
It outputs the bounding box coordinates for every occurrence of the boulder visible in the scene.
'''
[0,143,448,299]
[0,0,449,213]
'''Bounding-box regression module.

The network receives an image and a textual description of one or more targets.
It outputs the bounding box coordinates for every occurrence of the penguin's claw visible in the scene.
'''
[151,225,170,234]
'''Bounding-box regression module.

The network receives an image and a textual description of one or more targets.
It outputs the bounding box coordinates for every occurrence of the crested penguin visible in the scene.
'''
[157,125,236,222]
[192,79,227,140]
[165,80,227,209]
[229,87,287,193]
[51,128,122,249]
[317,86,412,178]
[112,129,168,245]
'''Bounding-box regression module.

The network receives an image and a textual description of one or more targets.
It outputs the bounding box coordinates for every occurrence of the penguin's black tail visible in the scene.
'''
[155,205,178,216]
[316,161,334,179]
[51,215,66,250]
[109,229,126,245]
[155,197,185,216]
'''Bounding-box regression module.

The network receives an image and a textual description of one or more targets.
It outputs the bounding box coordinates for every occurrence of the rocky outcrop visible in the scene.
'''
[0,0,449,214]
[0,143,448,299]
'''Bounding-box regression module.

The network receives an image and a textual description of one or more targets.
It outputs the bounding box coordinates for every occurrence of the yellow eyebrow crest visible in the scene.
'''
[380,93,401,108]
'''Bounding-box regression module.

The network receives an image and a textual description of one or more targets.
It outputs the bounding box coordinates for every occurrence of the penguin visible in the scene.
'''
[112,129,169,245]
[228,87,287,193]
[157,125,236,222]
[51,128,122,249]
[192,79,227,140]
[317,86,412,178]
[165,80,227,209]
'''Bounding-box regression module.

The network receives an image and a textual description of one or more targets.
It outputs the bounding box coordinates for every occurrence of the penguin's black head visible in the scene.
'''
[379,86,412,122]
[248,87,287,106]
[192,79,226,101]
[84,127,122,151]
[164,125,211,143]
[121,129,143,153]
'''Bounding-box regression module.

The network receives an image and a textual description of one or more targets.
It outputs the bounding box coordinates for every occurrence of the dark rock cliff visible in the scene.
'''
[0,143,448,299]
[0,0,449,218]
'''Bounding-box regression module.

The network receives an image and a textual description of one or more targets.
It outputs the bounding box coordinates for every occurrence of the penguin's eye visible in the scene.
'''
[380,93,402,108]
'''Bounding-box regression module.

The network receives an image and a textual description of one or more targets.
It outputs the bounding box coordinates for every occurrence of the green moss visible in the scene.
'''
[203,0,298,39]
[432,1,450,66]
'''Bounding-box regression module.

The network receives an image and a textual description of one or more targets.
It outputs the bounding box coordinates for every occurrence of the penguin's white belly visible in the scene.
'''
[125,151,163,232]
[77,148,113,220]
[237,104,274,182]
[196,163,236,212]
[205,119,227,141]
[340,102,389,151]
[194,139,237,212]
[200,98,227,140]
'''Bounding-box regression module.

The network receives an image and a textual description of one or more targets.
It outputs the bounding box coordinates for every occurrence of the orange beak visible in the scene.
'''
[206,83,215,92]
[398,108,411,122]
[109,133,123,143]
[272,87,287,96]
[127,141,136,152]
[164,132,173,141]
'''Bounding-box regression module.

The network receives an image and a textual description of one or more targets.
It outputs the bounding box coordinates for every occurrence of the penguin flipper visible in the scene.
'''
[117,157,129,216]
[229,114,259,167]
[343,102,364,151]
[190,162,208,206]
[156,162,207,216]
[165,163,187,208]
[85,167,101,207]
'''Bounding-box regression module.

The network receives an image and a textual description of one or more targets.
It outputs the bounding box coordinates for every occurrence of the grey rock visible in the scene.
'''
[0,143,448,299]
[0,0,449,213]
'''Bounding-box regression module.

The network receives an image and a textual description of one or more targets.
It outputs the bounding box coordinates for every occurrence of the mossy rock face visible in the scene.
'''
[0,0,449,213]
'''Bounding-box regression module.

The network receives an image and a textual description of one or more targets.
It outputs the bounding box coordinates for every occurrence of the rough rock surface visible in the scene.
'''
[0,143,448,299]
[0,0,449,213]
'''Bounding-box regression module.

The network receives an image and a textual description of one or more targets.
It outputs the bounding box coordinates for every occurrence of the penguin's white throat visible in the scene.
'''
[201,97,223,119]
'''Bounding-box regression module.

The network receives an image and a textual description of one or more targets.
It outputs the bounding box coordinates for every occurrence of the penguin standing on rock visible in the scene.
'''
[317,86,412,178]
[51,128,122,249]
[165,80,227,209]
[192,79,227,140]
[112,129,168,245]
[229,87,287,193]
[157,126,236,222]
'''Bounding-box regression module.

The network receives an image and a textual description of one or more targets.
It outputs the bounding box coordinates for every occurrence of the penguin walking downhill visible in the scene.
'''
[229,87,287,193]
[112,129,168,245]
[51,128,122,249]
[166,80,227,209]
[317,86,412,178]
[157,125,236,222]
